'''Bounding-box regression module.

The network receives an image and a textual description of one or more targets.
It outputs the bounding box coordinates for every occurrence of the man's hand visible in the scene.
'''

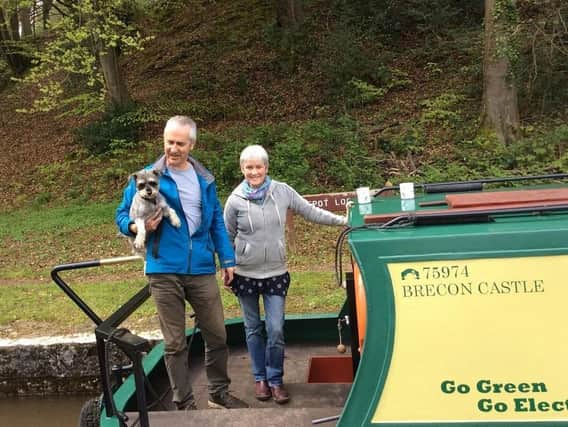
[221,267,235,289]
[145,208,163,233]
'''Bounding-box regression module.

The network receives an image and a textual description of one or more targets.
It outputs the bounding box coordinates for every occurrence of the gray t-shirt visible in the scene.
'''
[169,166,202,235]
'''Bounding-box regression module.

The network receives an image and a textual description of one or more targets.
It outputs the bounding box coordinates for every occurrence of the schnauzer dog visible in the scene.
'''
[129,168,181,256]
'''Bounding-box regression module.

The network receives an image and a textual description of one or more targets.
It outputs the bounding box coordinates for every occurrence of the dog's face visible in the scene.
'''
[132,169,162,200]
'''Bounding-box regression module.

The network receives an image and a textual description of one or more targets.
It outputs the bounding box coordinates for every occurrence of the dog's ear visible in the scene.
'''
[129,173,138,183]
[152,169,162,177]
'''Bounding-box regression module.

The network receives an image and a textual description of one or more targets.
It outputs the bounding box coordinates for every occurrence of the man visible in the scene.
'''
[116,115,248,410]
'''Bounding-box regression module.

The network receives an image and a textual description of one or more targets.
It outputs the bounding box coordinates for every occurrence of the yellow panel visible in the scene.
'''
[372,256,568,423]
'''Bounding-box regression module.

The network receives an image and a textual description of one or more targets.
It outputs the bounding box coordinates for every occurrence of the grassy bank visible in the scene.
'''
[0,272,344,339]
[0,201,345,338]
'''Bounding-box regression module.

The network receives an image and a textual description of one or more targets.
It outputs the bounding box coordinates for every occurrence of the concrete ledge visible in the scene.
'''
[0,331,162,396]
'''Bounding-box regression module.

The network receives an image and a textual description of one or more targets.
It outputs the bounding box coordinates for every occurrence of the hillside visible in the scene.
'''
[0,0,497,211]
[0,1,566,339]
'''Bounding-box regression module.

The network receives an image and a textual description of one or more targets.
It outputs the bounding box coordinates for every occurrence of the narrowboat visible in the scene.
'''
[52,174,568,427]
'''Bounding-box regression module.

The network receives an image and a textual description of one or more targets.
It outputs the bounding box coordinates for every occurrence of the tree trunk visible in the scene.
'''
[275,0,304,28]
[8,3,19,41]
[99,45,132,108]
[19,6,32,37]
[0,7,29,75]
[481,0,520,145]
[42,0,52,30]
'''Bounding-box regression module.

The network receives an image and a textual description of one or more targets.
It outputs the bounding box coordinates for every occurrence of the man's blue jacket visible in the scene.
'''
[116,155,236,275]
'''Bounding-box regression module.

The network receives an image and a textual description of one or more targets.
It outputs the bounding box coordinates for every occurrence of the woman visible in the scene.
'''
[223,144,347,404]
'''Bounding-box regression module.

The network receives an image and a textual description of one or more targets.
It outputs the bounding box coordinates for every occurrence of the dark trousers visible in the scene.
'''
[149,273,230,406]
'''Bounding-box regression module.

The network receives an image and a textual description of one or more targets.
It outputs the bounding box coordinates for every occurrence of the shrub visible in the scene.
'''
[419,93,465,129]
[196,117,382,197]
[510,124,568,173]
[74,104,143,154]
[0,59,11,90]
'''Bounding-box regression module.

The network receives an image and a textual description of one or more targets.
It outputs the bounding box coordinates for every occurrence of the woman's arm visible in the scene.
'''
[287,184,347,226]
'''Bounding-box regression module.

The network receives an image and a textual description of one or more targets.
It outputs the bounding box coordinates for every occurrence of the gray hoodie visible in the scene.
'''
[223,180,347,279]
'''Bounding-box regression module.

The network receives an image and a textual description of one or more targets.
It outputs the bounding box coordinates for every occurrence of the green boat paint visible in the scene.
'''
[340,179,568,426]
[53,175,568,427]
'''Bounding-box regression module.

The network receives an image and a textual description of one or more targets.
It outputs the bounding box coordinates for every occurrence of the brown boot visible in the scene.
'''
[270,385,290,404]
[255,380,271,401]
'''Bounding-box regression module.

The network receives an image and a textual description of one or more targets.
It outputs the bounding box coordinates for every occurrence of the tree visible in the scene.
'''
[42,0,52,30]
[275,0,304,28]
[99,45,131,107]
[18,2,32,37]
[17,0,147,114]
[0,2,31,75]
[481,0,521,145]
[516,0,568,113]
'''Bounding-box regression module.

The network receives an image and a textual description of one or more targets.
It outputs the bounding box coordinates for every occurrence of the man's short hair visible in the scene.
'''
[164,116,197,143]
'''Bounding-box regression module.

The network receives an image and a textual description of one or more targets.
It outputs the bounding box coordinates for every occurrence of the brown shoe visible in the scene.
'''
[255,380,271,401]
[270,385,290,404]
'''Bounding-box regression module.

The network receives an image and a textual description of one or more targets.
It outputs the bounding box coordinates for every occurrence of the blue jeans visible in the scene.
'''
[238,293,286,386]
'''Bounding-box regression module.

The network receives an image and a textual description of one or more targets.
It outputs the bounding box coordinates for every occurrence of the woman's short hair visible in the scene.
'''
[240,145,269,167]
[164,116,197,143]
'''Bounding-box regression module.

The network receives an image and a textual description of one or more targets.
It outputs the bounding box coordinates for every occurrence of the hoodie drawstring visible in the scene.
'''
[244,191,281,234]
[247,200,254,233]
[270,193,282,227]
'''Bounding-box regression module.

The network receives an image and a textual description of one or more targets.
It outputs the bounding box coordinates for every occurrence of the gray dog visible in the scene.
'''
[129,168,181,256]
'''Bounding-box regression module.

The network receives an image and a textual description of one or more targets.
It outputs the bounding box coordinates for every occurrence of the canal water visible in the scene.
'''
[0,395,93,427]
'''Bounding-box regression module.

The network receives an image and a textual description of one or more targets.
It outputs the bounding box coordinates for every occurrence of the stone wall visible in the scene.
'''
[0,336,159,396]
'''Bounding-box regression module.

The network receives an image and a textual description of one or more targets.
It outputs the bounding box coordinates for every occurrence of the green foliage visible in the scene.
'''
[318,24,382,101]
[31,132,161,206]
[379,125,425,157]
[142,0,187,15]
[346,69,411,107]
[150,98,244,123]
[378,91,468,165]
[57,93,106,116]
[196,117,381,197]
[264,23,313,74]
[493,0,518,23]
[419,93,466,129]
[101,139,162,182]
[271,135,313,193]
[74,104,143,154]
[417,133,507,183]
[15,0,151,114]
[316,9,414,107]
[515,1,568,113]
[509,124,568,173]
[493,0,521,71]
[346,78,387,106]
[0,59,11,89]
[418,124,568,184]
[299,116,379,190]
[336,0,484,40]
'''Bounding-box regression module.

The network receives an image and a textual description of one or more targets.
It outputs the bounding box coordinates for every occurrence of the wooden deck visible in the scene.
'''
[125,343,352,426]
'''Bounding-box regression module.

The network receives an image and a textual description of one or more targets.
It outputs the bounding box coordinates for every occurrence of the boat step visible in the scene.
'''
[125,406,343,427]
[189,382,352,409]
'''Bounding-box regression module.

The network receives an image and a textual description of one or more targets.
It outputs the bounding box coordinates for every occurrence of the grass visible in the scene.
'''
[0,273,344,338]
[0,201,141,282]
[0,200,346,338]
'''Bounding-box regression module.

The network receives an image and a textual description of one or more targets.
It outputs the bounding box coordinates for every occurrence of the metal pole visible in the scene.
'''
[312,414,340,425]
[133,353,150,427]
